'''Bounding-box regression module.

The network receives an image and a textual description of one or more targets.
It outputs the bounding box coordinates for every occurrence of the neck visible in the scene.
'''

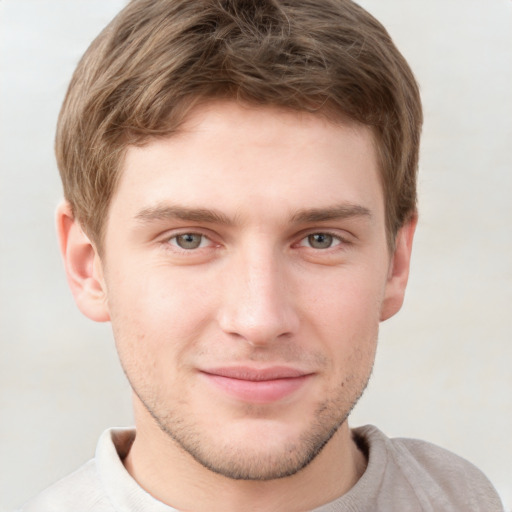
[123,403,366,512]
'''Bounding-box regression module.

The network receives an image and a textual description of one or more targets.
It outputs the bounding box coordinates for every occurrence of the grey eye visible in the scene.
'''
[174,233,204,249]
[307,233,334,249]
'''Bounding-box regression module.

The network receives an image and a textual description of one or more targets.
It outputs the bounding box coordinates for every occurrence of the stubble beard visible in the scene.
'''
[131,368,373,481]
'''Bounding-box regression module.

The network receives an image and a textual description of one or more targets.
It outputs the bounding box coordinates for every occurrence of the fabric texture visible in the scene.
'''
[20,425,504,512]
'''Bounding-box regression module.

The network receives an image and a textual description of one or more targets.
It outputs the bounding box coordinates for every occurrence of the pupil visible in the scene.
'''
[309,233,332,249]
[177,234,201,249]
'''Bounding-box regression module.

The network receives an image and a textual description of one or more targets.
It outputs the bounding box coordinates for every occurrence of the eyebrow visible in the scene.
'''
[134,202,372,226]
[135,205,234,225]
[290,204,372,223]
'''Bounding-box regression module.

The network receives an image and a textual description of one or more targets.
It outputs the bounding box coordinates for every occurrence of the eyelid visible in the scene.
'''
[295,229,352,246]
[160,228,219,251]
[169,233,210,249]
[157,227,353,253]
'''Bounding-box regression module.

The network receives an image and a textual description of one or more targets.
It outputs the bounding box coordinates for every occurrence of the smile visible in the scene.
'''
[200,366,313,404]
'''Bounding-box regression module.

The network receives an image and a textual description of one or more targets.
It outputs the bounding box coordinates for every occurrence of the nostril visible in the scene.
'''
[218,302,299,347]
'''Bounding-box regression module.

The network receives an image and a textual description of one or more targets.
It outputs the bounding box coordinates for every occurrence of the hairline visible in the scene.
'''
[85,100,402,257]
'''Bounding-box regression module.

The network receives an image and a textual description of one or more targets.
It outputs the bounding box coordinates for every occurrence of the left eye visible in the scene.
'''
[169,233,209,250]
[299,233,341,249]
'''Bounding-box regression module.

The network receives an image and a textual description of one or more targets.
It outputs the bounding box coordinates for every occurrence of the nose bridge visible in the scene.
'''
[218,241,298,345]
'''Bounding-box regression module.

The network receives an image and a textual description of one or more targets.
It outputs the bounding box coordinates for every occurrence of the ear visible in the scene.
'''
[56,201,110,322]
[380,214,417,321]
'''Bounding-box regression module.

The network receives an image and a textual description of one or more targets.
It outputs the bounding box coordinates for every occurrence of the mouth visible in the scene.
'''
[200,366,313,404]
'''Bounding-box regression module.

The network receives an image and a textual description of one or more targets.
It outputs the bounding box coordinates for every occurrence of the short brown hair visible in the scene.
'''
[56,0,422,250]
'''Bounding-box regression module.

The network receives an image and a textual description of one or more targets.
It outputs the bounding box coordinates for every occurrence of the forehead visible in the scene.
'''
[109,101,383,226]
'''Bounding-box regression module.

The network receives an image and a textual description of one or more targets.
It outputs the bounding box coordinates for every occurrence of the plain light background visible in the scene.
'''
[0,1,511,510]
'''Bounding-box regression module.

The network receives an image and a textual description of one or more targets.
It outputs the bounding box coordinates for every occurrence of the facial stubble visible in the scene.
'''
[127,361,373,482]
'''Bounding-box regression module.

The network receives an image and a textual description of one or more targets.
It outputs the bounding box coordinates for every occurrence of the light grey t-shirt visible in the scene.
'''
[21,425,504,512]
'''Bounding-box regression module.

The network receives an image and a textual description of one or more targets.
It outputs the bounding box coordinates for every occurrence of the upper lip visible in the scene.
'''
[201,366,311,381]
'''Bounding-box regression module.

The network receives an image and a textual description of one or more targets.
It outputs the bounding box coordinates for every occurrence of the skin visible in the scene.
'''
[58,101,416,512]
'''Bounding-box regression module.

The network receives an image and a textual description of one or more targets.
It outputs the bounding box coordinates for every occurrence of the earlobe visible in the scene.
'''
[380,215,417,321]
[56,201,110,322]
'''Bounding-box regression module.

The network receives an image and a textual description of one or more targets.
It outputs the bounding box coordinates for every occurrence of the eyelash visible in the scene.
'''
[162,230,350,254]
[164,231,217,252]
[296,231,348,250]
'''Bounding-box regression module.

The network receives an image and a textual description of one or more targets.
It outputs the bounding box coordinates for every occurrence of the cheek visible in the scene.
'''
[106,262,222,372]
[301,264,387,333]
[299,266,385,378]
[107,259,215,328]
[105,265,215,382]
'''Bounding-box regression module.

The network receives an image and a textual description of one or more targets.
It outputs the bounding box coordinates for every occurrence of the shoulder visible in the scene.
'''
[353,425,504,512]
[19,428,135,512]
[19,459,113,512]
[18,427,176,512]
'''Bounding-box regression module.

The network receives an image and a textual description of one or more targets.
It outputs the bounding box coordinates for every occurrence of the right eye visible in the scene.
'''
[168,233,210,250]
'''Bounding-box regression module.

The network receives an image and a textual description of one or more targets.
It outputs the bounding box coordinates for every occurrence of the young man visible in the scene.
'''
[22,0,503,511]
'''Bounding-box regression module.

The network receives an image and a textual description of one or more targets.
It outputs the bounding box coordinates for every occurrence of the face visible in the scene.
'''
[79,102,411,480]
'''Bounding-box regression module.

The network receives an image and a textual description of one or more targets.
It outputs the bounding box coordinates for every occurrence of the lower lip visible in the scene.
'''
[202,373,310,403]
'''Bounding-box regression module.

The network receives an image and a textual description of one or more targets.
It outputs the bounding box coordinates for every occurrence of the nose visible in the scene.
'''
[217,248,299,346]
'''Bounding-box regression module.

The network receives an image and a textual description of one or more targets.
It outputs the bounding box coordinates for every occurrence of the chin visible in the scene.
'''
[156,403,349,481]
